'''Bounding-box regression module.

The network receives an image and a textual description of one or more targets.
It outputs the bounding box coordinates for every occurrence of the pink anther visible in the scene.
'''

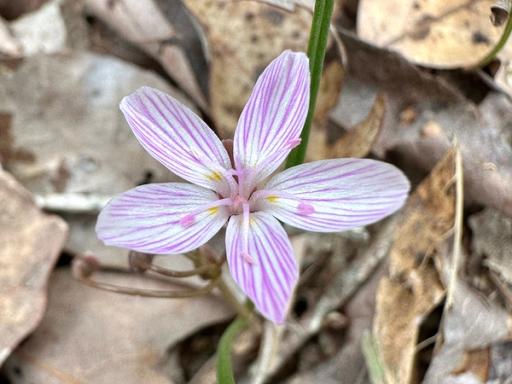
[297,202,315,216]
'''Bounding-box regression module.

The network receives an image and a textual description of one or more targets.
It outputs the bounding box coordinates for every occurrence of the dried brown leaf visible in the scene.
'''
[491,0,511,26]
[328,93,384,158]
[2,269,233,383]
[0,0,47,20]
[10,0,68,56]
[0,16,21,56]
[332,31,512,216]
[423,281,511,383]
[451,348,490,381]
[374,149,457,384]
[357,0,504,68]
[183,0,343,136]
[0,168,67,366]
[0,53,186,265]
[85,0,208,110]
[469,208,512,285]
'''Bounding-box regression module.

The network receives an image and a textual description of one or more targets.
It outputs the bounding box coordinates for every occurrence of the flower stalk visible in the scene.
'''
[285,0,335,168]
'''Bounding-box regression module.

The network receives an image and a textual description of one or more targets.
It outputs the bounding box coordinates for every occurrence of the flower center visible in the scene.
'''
[231,195,248,215]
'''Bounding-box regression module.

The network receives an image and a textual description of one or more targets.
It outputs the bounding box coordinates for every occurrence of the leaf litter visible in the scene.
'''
[2,0,512,382]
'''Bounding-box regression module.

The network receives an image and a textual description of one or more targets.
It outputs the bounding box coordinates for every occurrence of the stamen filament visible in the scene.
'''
[241,202,254,264]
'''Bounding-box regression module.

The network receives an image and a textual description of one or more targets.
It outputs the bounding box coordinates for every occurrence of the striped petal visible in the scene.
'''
[225,212,298,324]
[233,50,310,184]
[96,183,229,254]
[120,87,234,196]
[260,159,410,232]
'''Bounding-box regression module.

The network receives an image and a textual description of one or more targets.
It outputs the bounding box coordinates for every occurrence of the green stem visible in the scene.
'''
[216,316,249,384]
[285,0,335,168]
[477,13,512,67]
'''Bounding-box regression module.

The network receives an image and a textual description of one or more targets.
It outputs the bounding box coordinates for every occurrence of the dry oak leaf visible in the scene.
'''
[357,0,505,68]
[0,168,68,366]
[374,149,457,384]
[2,269,233,383]
[423,281,512,383]
[327,93,385,158]
[0,53,186,265]
[331,31,512,217]
[85,0,208,110]
[183,0,344,136]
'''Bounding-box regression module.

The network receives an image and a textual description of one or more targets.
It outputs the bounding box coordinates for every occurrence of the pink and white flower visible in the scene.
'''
[96,51,409,323]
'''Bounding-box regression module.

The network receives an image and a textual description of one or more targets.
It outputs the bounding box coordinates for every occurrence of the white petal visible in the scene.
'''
[261,159,410,231]
[225,212,298,323]
[233,51,310,183]
[121,86,234,195]
[96,183,228,254]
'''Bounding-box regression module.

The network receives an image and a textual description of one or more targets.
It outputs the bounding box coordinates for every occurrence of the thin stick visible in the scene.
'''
[148,263,212,278]
[446,143,464,309]
[251,322,278,384]
[76,274,218,298]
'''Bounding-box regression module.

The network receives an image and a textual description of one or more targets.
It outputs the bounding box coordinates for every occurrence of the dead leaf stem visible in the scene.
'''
[76,271,219,298]
[446,143,464,309]
[251,321,279,384]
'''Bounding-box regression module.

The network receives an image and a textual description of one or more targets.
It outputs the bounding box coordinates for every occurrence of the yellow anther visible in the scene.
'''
[207,171,223,181]
[266,195,279,203]
[208,207,219,215]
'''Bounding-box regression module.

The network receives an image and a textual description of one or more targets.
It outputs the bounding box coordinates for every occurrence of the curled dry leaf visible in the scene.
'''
[332,31,512,216]
[183,0,344,136]
[357,0,504,68]
[488,341,512,382]
[469,208,512,285]
[490,30,512,98]
[490,0,511,26]
[0,16,22,56]
[2,269,233,383]
[0,53,184,264]
[323,92,384,159]
[374,149,457,384]
[0,168,67,366]
[9,0,68,56]
[423,281,512,383]
[0,0,47,20]
[85,0,208,110]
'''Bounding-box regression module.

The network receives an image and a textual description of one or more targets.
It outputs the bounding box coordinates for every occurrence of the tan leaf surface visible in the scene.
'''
[183,0,344,137]
[332,31,512,216]
[374,149,457,384]
[423,281,511,383]
[357,0,504,68]
[493,32,512,97]
[0,16,22,56]
[469,208,512,285]
[85,0,208,110]
[0,168,67,366]
[327,92,384,159]
[0,53,188,265]
[2,269,233,383]
[0,0,48,20]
